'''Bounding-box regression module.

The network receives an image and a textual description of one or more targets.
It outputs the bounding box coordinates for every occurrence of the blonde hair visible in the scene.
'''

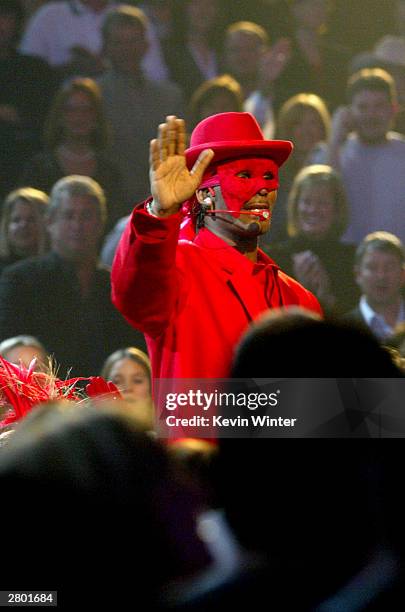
[102,5,148,43]
[226,21,269,46]
[0,188,49,258]
[101,347,151,386]
[277,93,331,142]
[190,74,244,125]
[347,67,397,105]
[287,165,349,238]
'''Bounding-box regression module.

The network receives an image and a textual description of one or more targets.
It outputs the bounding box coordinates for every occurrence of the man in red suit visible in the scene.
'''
[111,112,321,381]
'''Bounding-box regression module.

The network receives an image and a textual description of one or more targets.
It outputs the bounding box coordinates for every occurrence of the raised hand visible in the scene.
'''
[259,37,292,88]
[149,115,214,216]
[330,106,355,146]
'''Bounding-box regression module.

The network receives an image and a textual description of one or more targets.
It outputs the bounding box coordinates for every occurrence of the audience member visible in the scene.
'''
[20,77,124,229]
[165,0,221,102]
[101,346,154,430]
[226,0,294,41]
[265,91,331,241]
[0,175,145,377]
[0,334,47,369]
[170,311,403,610]
[273,0,350,110]
[345,231,405,341]
[97,5,184,206]
[222,20,291,137]
[0,187,48,272]
[230,305,401,375]
[139,0,174,82]
[0,404,209,607]
[0,0,55,199]
[19,0,113,78]
[325,68,405,244]
[349,35,405,136]
[189,75,244,130]
[277,92,331,167]
[268,165,359,315]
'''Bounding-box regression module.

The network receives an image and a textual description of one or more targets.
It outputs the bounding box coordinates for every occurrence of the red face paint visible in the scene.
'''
[216,157,279,218]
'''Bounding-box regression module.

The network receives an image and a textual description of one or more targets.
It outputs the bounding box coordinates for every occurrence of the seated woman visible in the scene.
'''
[277,93,330,172]
[19,77,124,230]
[267,165,359,316]
[265,92,331,242]
[101,347,154,431]
[0,187,49,273]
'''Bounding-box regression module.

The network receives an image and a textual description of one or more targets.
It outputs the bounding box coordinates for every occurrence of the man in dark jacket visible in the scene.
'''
[345,231,405,342]
[0,175,145,376]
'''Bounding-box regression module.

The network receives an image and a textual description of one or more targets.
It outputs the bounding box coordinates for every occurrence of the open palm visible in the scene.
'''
[149,116,214,215]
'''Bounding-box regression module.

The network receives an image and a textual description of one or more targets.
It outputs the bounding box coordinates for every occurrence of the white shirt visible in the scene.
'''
[359,295,405,340]
[140,18,169,81]
[19,0,113,66]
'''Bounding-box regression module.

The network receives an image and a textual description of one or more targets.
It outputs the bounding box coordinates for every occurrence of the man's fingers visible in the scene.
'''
[158,123,168,161]
[167,116,177,156]
[175,118,186,155]
[149,139,160,171]
[190,149,215,180]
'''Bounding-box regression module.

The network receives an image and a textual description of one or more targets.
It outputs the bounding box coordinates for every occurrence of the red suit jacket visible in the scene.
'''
[111,206,322,380]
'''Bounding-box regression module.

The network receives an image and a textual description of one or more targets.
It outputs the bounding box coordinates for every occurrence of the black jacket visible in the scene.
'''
[0,252,146,377]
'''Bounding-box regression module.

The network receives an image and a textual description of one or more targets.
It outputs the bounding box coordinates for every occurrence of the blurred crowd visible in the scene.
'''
[0,0,404,353]
[1,0,405,607]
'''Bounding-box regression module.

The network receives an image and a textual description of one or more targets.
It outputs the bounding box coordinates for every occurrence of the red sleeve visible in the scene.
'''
[111,200,183,337]
[277,269,324,317]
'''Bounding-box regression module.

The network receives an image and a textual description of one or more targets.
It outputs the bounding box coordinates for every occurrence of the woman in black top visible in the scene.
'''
[20,77,124,230]
[266,164,359,316]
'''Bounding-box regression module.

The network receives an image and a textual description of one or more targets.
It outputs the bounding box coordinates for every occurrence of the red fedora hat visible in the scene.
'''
[185,112,293,169]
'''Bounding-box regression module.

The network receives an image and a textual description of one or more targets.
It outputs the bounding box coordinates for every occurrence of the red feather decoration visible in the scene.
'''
[0,357,122,429]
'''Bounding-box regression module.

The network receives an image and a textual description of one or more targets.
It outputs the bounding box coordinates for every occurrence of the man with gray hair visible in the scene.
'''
[0,175,145,376]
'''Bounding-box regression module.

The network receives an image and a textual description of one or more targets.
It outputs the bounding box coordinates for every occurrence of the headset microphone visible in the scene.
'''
[198,194,270,224]
[204,208,270,222]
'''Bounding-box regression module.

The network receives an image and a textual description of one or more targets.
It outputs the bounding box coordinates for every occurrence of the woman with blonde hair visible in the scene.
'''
[189,74,244,129]
[277,92,331,167]
[268,165,359,315]
[101,347,154,431]
[19,77,124,229]
[0,187,48,272]
[265,92,331,242]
